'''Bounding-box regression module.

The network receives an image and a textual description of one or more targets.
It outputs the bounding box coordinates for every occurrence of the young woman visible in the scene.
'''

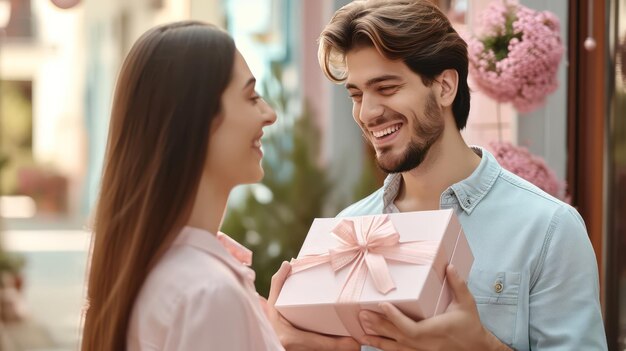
[81,21,282,350]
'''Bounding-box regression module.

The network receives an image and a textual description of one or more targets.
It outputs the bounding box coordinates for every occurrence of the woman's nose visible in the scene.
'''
[260,99,277,126]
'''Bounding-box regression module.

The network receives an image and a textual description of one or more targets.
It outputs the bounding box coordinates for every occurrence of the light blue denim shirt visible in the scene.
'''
[340,147,607,351]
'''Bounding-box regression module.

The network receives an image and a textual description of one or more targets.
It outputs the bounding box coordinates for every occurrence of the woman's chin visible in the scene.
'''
[247,167,265,184]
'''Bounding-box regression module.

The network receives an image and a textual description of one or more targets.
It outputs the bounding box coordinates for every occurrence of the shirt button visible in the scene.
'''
[494,282,504,293]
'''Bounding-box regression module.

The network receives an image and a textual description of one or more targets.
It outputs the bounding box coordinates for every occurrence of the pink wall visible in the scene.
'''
[300,0,331,135]
[456,0,517,150]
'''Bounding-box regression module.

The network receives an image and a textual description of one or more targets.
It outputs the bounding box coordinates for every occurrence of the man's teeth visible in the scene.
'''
[253,140,261,147]
[372,124,401,138]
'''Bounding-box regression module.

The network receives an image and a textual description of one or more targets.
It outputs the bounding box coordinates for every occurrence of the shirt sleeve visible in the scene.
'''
[528,205,608,350]
[162,282,258,351]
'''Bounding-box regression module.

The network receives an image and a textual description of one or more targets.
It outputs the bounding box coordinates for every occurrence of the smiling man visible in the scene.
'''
[312,0,607,350]
[265,1,607,350]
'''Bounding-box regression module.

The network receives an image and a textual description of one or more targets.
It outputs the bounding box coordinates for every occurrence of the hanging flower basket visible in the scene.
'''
[490,141,568,202]
[469,1,565,113]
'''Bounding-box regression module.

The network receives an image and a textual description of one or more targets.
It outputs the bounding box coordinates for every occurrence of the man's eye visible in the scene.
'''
[378,86,398,94]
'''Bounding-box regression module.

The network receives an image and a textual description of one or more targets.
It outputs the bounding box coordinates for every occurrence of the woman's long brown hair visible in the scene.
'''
[81,21,235,351]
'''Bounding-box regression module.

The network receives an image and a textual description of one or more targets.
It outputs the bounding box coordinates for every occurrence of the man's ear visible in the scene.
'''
[435,69,458,108]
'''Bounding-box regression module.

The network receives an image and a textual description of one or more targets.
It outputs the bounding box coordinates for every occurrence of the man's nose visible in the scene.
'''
[358,94,384,125]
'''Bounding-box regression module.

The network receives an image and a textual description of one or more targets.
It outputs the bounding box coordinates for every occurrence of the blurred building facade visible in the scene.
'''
[82,0,225,216]
[1,0,85,219]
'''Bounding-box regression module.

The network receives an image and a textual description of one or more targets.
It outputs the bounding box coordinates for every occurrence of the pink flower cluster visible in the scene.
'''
[490,141,568,202]
[469,1,564,113]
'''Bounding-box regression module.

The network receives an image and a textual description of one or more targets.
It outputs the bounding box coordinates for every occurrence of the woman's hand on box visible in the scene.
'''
[264,261,361,351]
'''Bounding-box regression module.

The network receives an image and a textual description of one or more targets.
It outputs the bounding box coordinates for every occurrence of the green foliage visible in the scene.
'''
[0,252,25,277]
[0,81,29,276]
[220,65,335,297]
[1,81,34,195]
[220,63,384,296]
[352,147,384,201]
[482,7,523,67]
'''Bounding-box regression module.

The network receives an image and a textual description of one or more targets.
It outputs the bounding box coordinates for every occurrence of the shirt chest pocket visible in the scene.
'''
[468,270,521,347]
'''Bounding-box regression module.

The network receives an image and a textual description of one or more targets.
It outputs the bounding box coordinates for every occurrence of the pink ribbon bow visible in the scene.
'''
[290,215,438,338]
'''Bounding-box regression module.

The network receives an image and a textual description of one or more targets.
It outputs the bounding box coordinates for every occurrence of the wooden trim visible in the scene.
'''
[567,0,606,293]
[566,0,579,209]
[566,0,577,234]
[567,0,610,344]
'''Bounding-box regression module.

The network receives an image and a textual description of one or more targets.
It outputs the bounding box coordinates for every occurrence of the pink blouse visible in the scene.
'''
[127,226,284,350]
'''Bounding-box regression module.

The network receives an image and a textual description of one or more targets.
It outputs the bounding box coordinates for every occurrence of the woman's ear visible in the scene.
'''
[435,69,458,108]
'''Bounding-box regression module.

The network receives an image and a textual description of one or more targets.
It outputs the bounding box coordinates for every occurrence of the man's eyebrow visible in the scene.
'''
[345,75,403,90]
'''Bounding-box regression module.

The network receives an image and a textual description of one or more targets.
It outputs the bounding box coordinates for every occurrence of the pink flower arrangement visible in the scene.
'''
[469,1,565,113]
[490,141,568,202]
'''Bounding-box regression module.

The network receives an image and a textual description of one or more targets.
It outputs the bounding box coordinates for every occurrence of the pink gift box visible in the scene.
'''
[275,209,473,338]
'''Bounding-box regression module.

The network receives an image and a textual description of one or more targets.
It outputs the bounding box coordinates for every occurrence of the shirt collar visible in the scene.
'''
[382,146,502,214]
[173,226,255,281]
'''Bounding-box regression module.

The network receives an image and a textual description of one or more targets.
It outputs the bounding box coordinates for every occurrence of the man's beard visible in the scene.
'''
[374,92,444,174]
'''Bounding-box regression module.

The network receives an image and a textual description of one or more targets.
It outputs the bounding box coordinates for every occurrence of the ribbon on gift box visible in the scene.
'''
[289,214,439,338]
